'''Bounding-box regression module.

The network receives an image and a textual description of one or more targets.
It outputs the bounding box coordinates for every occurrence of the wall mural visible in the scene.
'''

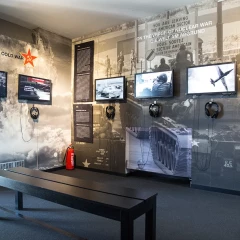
[73,0,240,191]
[0,29,71,170]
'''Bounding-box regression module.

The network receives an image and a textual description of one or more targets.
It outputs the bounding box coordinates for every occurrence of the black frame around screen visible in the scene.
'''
[187,62,237,96]
[95,76,126,102]
[18,74,52,104]
[0,71,7,98]
[134,70,174,99]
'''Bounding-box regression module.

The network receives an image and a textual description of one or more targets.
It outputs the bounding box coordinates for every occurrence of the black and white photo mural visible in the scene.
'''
[0,29,71,170]
[73,0,240,191]
[126,124,192,178]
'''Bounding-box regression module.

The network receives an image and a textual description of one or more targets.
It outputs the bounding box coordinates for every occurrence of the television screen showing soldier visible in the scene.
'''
[135,71,173,98]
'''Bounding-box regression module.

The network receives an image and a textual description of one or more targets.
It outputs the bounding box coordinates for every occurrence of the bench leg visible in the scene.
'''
[121,211,134,240]
[145,197,156,240]
[15,191,23,210]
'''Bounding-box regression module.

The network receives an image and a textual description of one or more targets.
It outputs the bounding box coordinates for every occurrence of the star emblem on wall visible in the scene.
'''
[82,159,91,168]
[21,49,37,67]
[192,140,200,147]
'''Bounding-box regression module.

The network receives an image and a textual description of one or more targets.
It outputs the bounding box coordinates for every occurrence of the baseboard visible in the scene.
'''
[190,184,240,196]
[128,170,190,185]
[75,166,127,177]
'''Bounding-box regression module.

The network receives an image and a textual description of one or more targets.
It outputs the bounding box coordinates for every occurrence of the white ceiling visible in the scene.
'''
[0,0,198,39]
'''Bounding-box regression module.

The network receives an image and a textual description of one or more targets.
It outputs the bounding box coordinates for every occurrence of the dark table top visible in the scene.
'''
[8,167,157,201]
[0,169,144,210]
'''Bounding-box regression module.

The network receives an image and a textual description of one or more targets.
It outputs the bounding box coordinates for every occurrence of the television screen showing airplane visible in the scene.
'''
[187,62,236,95]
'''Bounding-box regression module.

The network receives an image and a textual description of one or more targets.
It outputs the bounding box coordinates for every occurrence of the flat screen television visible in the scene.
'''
[187,62,237,95]
[18,74,52,103]
[135,71,173,99]
[95,76,125,101]
[0,71,7,98]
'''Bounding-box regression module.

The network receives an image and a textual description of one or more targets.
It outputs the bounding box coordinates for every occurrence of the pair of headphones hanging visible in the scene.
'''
[149,103,161,118]
[205,101,220,119]
[30,105,40,120]
[106,105,115,120]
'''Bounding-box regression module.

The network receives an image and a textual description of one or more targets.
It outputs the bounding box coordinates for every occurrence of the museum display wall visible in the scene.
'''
[0,19,72,170]
[72,0,240,192]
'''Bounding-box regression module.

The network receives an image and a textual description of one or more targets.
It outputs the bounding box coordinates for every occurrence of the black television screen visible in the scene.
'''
[135,71,173,99]
[0,71,7,98]
[95,76,125,101]
[18,74,52,103]
[187,62,236,95]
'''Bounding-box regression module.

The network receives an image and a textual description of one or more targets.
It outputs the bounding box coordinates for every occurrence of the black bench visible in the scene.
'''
[0,167,157,240]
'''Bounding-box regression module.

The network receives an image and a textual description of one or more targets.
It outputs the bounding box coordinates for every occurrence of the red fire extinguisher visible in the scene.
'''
[65,144,75,170]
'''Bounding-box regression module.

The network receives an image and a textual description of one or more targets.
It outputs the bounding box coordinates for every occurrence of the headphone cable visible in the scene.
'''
[20,103,35,142]
[196,98,210,171]
[138,112,152,170]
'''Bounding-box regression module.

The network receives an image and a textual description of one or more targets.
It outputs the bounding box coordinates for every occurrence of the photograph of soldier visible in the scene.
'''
[94,116,113,139]
[130,49,137,75]
[151,65,159,72]
[105,55,111,77]
[158,58,170,71]
[135,71,173,98]
[152,73,172,97]
[236,53,240,82]
[203,55,211,65]
[117,51,124,76]
[175,44,193,70]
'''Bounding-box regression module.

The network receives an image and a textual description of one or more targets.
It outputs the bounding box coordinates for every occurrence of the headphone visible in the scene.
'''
[205,101,220,119]
[106,106,115,120]
[149,103,161,118]
[30,106,40,120]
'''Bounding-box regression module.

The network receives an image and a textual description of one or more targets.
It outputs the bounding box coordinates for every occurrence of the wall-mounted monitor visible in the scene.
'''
[135,71,173,99]
[0,71,7,98]
[18,74,52,103]
[187,62,236,95]
[95,76,125,101]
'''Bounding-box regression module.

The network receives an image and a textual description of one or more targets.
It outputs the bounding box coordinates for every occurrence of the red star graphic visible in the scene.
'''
[21,49,37,67]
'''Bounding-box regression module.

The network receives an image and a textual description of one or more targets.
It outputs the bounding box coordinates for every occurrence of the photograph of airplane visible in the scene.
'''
[210,67,233,91]
[187,62,236,95]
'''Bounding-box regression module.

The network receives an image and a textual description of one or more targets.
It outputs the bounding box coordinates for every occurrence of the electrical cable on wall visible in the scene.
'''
[209,118,215,171]
[195,97,211,172]
[196,100,220,172]
[204,118,211,171]
[20,103,35,142]
[36,126,39,169]
[138,137,151,170]
[137,106,152,170]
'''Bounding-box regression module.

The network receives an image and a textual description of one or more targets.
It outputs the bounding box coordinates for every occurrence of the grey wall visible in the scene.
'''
[0,20,72,170]
[0,18,33,43]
